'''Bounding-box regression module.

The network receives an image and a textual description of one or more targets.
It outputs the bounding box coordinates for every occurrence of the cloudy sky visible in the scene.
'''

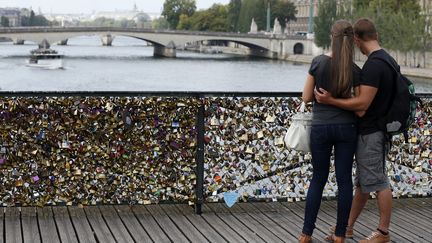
[0,0,230,14]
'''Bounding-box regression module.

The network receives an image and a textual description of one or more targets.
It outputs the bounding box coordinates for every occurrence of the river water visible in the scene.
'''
[1,35,431,93]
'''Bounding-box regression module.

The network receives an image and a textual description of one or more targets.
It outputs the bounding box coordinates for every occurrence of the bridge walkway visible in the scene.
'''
[1,197,431,242]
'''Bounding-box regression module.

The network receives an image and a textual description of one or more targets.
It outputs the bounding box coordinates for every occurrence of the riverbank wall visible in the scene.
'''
[203,45,432,80]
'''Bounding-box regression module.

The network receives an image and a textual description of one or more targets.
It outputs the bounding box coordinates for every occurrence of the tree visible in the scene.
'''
[368,0,421,17]
[271,0,297,30]
[237,0,267,32]
[177,14,193,30]
[178,4,228,32]
[227,0,242,32]
[350,0,423,65]
[152,17,170,30]
[353,0,372,9]
[1,16,9,27]
[314,0,337,49]
[162,0,196,29]
[20,10,50,26]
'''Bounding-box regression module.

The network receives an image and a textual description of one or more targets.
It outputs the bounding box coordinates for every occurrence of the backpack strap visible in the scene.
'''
[371,56,400,74]
[373,56,423,106]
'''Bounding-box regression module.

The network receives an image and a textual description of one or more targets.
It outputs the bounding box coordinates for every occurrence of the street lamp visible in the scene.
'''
[266,0,271,32]
[308,0,314,33]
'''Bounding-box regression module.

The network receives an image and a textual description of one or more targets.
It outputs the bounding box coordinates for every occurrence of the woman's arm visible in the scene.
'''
[302,74,315,103]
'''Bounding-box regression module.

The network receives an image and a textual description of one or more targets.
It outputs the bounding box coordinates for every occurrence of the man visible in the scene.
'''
[314,18,396,243]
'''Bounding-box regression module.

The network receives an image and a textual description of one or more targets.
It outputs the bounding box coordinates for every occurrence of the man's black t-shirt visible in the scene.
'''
[358,49,399,135]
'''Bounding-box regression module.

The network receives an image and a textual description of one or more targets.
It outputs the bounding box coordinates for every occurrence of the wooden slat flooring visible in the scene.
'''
[0,198,431,243]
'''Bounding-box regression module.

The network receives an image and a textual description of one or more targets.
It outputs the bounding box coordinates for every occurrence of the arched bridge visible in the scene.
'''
[0,27,319,58]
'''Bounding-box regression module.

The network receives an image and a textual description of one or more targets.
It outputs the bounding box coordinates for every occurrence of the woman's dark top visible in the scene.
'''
[308,54,361,125]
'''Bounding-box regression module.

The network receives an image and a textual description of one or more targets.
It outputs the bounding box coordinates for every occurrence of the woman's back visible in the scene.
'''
[309,54,361,125]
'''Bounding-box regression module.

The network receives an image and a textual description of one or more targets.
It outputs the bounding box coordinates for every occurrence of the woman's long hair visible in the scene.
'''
[330,20,354,98]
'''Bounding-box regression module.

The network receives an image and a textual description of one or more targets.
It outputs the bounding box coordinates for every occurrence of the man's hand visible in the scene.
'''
[314,88,334,105]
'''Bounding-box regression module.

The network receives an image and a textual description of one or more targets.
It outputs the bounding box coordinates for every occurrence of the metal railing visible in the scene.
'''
[0,91,430,214]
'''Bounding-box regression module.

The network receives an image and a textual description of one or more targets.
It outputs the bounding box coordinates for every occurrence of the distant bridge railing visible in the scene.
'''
[0,27,307,40]
[0,92,430,214]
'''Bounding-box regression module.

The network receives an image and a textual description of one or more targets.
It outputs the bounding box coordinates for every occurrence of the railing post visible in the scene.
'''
[195,97,205,214]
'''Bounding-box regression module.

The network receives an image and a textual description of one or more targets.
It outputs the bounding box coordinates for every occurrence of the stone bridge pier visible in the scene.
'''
[249,48,278,59]
[101,34,114,46]
[58,39,68,45]
[153,41,176,58]
[13,38,25,45]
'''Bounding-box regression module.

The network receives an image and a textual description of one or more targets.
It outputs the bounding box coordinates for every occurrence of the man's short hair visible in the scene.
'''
[353,18,378,41]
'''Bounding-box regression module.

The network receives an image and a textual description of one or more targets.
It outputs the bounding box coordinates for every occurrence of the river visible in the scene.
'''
[1,35,431,93]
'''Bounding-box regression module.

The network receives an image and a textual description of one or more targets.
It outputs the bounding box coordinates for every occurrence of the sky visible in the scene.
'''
[0,0,231,14]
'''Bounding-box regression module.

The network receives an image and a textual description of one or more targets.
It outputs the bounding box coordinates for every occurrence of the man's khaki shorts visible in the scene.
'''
[355,131,390,193]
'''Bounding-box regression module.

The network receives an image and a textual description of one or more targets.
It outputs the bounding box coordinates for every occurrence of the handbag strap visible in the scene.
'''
[299,102,306,113]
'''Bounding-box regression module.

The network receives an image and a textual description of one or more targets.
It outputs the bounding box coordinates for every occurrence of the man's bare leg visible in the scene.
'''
[348,187,370,228]
[376,188,392,232]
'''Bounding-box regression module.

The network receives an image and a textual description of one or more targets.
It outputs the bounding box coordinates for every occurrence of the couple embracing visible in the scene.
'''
[299,18,397,243]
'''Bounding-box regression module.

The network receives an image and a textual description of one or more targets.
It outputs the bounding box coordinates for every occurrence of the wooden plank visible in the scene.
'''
[144,204,189,243]
[114,205,152,242]
[21,207,40,243]
[68,207,97,243]
[281,201,334,240]
[260,202,310,234]
[238,203,297,242]
[389,201,432,239]
[262,202,358,243]
[212,202,284,243]
[98,206,135,243]
[349,200,417,242]
[161,205,209,242]
[205,204,263,243]
[36,207,61,243]
[199,205,246,243]
[131,205,171,243]
[83,206,116,243]
[176,204,229,243]
[320,201,370,239]
[52,207,79,243]
[5,207,22,243]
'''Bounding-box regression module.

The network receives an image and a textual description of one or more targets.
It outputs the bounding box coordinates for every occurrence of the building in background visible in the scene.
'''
[286,0,319,34]
[0,8,22,27]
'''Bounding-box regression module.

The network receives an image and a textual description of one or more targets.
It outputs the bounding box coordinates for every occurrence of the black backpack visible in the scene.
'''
[373,57,422,142]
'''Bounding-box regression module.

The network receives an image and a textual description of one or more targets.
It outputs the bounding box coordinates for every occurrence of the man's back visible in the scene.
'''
[358,49,399,135]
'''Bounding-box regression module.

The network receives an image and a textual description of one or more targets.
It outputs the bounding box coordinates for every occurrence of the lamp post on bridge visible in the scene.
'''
[266,0,271,32]
[308,0,314,34]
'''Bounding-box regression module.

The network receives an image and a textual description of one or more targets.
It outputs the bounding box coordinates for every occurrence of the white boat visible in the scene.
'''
[26,39,64,69]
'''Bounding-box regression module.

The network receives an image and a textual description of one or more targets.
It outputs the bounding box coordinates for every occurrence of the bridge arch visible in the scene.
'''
[293,43,304,55]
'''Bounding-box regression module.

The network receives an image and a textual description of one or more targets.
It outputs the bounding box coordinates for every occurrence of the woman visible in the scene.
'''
[298,20,361,243]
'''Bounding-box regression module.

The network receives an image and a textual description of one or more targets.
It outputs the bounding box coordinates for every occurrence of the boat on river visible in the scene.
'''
[26,39,63,69]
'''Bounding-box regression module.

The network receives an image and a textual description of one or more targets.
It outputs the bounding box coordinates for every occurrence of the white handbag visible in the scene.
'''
[284,102,312,152]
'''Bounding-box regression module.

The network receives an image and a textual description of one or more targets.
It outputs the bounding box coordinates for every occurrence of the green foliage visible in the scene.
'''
[152,17,170,30]
[177,14,193,30]
[368,0,421,17]
[1,16,9,27]
[353,0,373,9]
[237,0,265,32]
[314,0,337,49]
[272,0,297,29]
[178,4,228,32]
[21,10,50,26]
[227,0,242,32]
[80,17,138,28]
[162,0,196,29]
[350,0,424,64]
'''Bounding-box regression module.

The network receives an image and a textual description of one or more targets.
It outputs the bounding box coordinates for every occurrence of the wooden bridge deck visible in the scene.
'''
[0,198,431,243]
